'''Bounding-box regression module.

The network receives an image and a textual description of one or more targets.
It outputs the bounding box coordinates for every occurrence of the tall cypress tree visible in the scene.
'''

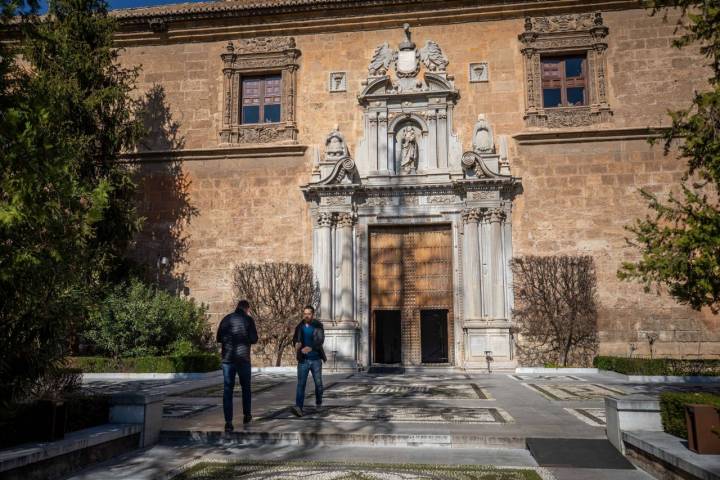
[0,0,144,402]
[620,1,720,314]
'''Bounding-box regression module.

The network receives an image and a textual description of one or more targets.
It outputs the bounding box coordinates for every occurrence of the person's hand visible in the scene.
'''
[301,346,312,354]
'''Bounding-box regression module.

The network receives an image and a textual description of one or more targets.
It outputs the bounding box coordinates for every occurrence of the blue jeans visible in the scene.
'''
[295,358,323,409]
[222,361,251,423]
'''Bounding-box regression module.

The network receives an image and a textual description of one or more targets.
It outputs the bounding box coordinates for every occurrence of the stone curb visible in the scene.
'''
[82,370,223,381]
[515,368,599,374]
[159,430,526,449]
[0,424,141,473]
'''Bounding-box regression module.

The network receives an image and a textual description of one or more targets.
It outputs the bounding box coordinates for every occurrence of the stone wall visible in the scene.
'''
[512,138,720,358]
[130,154,313,326]
[118,6,718,360]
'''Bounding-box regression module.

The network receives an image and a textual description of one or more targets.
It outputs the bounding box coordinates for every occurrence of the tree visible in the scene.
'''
[511,255,599,367]
[233,263,319,366]
[0,0,144,402]
[619,0,720,313]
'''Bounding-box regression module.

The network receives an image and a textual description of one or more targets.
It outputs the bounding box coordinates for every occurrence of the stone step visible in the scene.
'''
[160,429,526,449]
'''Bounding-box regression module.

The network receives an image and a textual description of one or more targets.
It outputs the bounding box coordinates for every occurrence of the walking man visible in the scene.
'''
[216,299,258,432]
[291,305,326,417]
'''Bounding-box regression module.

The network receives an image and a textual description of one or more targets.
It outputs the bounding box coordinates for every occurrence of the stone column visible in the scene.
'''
[462,208,482,321]
[337,212,355,324]
[438,109,448,168]
[488,208,506,319]
[317,212,334,321]
[368,113,379,172]
[427,110,438,169]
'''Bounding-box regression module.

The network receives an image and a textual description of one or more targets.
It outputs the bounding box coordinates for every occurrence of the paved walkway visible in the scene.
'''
[70,369,720,479]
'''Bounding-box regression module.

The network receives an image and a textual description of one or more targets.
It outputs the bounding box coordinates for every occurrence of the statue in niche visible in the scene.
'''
[400,126,419,173]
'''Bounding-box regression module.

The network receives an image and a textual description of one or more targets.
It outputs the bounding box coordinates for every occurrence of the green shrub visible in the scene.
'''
[83,278,212,357]
[593,356,720,376]
[660,392,720,439]
[69,354,221,373]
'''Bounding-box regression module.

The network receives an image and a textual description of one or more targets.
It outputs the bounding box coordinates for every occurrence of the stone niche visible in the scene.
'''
[302,25,522,371]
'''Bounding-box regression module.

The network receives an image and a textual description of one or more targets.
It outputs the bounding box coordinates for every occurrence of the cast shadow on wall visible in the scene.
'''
[129,84,198,294]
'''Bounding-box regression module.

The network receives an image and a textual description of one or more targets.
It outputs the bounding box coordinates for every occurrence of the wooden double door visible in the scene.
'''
[369,225,454,366]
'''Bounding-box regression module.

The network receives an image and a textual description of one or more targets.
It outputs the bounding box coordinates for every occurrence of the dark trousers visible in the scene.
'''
[222,361,251,423]
[295,358,323,409]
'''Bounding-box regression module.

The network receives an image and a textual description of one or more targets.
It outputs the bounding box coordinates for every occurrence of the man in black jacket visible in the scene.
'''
[291,305,326,417]
[216,299,258,431]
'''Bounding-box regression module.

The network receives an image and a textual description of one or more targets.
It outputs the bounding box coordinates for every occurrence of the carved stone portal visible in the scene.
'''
[302,25,522,371]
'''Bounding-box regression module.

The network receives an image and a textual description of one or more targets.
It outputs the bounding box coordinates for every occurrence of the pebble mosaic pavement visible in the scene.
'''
[172,461,549,480]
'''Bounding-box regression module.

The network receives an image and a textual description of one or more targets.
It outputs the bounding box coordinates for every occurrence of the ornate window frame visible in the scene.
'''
[220,37,300,144]
[518,12,612,128]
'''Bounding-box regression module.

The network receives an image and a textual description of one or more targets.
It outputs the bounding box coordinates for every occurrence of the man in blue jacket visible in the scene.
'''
[291,305,326,417]
[216,299,258,431]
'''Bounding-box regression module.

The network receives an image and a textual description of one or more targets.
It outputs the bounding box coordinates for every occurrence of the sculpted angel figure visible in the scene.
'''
[368,42,396,76]
[400,127,418,173]
[419,40,449,72]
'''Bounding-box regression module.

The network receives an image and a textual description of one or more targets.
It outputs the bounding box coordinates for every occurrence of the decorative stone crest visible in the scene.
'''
[367,24,449,88]
[469,62,488,83]
[419,41,449,72]
[472,114,494,154]
[329,72,347,92]
[368,42,396,77]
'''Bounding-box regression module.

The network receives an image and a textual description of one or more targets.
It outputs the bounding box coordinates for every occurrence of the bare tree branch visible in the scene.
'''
[511,255,599,367]
[232,263,320,366]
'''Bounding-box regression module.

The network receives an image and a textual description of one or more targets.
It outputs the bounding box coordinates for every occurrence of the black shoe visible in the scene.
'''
[243,415,252,424]
[224,422,234,433]
[291,406,303,417]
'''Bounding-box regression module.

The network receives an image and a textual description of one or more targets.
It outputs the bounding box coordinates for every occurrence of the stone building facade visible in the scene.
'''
[117,0,719,368]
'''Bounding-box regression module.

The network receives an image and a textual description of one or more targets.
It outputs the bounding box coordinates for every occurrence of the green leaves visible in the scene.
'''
[83,278,211,358]
[0,0,145,402]
[621,1,720,313]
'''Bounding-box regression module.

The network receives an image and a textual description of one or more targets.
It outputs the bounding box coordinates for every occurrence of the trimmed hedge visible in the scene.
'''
[593,356,720,376]
[69,354,221,373]
[660,392,720,439]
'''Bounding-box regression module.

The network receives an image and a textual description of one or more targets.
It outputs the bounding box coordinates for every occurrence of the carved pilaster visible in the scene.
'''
[336,212,356,228]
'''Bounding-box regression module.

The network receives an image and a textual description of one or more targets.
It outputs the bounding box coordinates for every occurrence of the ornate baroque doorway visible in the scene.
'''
[369,225,453,366]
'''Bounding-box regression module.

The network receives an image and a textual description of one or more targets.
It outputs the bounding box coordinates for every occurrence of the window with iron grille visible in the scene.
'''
[241,75,282,124]
[541,55,587,108]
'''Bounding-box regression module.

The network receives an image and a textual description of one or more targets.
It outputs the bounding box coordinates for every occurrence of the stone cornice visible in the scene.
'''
[119,144,307,163]
[513,127,670,145]
[301,176,521,200]
[111,0,641,46]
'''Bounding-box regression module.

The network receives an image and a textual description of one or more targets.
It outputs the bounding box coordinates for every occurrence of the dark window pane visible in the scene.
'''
[567,87,585,106]
[242,105,259,124]
[543,88,562,108]
[565,56,585,78]
[264,104,281,123]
